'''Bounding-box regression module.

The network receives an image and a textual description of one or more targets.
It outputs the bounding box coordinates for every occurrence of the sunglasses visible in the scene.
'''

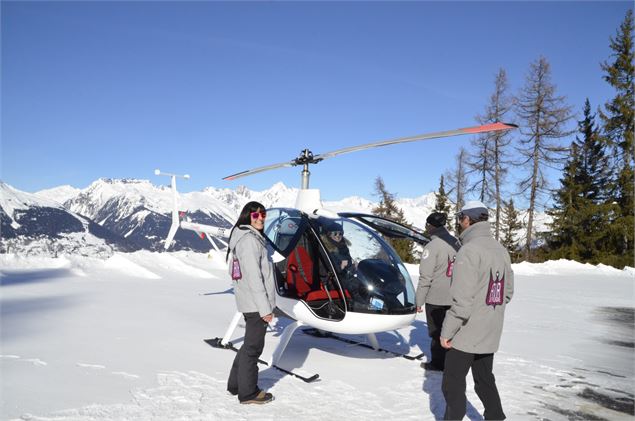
[456,212,466,221]
[329,231,343,237]
[250,211,267,220]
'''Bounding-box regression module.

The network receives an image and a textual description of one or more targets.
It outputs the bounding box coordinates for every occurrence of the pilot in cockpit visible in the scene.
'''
[322,221,354,275]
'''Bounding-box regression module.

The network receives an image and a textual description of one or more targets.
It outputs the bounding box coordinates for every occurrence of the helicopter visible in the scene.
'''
[156,122,517,379]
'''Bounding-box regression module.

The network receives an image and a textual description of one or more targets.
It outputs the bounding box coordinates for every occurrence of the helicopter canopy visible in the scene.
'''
[263,208,419,318]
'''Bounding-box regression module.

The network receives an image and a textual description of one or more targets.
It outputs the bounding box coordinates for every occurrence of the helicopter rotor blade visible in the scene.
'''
[222,160,297,181]
[221,122,518,181]
[313,122,518,162]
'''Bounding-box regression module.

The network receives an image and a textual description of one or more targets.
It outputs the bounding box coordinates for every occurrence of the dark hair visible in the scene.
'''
[226,201,266,262]
[235,201,266,229]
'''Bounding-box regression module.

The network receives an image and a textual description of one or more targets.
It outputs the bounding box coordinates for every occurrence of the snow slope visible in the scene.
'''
[1,254,633,420]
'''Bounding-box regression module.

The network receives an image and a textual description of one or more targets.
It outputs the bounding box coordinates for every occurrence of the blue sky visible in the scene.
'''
[1,1,631,202]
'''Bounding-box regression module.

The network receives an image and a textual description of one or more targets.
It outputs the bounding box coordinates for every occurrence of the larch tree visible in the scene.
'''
[515,56,574,261]
[445,147,469,233]
[467,68,515,240]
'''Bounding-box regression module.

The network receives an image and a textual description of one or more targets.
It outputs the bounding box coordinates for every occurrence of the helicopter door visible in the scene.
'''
[263,208,346,321]
[337,212,430,245]
[288,228,346,320]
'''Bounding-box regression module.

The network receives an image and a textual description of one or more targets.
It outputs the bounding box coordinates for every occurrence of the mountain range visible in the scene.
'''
[0,178,549,257]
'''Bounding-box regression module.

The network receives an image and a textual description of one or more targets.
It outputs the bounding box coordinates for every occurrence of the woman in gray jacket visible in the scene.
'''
[226,201,276,405]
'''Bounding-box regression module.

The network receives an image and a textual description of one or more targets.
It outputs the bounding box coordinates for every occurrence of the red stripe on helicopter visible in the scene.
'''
[461,122,517,134]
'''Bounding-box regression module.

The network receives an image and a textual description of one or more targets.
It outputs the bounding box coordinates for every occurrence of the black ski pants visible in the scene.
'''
[442,348,505,420]
[227,312,268,402]
[425,303,451,369]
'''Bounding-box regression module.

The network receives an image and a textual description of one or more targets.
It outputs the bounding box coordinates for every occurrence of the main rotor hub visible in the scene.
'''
[294,149,316,166]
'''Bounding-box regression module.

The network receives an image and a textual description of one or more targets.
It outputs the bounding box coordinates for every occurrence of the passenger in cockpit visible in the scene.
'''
[323,221,354,274]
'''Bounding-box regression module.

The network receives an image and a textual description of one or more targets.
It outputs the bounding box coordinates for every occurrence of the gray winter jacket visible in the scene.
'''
[228,225,276,317]
[415,227,460,306]
[440,221,514,354]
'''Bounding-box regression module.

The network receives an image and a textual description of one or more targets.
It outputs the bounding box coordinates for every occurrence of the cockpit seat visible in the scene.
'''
[287,246,349,302]
[286,246,313,297]
[305,289,350,302]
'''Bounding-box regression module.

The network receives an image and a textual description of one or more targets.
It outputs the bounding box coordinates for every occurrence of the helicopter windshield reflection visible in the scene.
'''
[315,217,416,315]
[262,209,416,318]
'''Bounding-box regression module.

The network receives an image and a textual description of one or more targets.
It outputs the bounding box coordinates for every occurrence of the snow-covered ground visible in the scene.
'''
[1,252,633,420]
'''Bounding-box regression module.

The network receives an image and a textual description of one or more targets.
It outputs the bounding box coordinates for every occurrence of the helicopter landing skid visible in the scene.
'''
[203,338,320,383]
[302,328,426,361]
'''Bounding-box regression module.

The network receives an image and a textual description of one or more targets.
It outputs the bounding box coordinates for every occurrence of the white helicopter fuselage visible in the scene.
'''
[276,295,416,335]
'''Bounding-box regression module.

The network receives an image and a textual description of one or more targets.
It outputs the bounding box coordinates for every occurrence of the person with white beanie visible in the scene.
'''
[440,200,514,420]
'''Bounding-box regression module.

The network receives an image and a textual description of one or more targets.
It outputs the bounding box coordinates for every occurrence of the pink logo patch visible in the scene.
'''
[231,257,242,280]
[486,269,505,308]
[446,255,456,277]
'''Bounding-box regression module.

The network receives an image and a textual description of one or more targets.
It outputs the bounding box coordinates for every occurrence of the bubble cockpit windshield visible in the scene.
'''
[313,217,416,315]
[262,209,416,316]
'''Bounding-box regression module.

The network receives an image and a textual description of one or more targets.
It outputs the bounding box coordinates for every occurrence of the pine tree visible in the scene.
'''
[546,142,584,261]
[500,198,523,262]
[546,100,613,264]
[434,175,453,231]
[515,56,574,261]
[599,9,634,267]
[372,177,416,263]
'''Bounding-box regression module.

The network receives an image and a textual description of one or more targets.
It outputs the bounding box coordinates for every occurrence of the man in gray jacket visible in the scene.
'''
[416,212,461,372]
[440,201,514,420]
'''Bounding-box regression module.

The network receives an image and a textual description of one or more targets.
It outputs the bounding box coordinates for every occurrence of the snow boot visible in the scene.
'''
[240,390,274,405]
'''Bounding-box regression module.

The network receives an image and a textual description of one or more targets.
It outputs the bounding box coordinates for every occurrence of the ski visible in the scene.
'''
[303,328,425,361]
[203,338,320,383]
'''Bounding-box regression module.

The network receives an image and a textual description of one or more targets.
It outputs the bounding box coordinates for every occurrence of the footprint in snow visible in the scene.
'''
[23,358,48,366]
[76,362,106,370]
[111,371,140,379]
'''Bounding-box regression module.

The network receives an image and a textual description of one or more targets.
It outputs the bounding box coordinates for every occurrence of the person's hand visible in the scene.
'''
[440,337,452,349]
[262,313,273,323]
[416,306,423,313]
[341,260,348,270]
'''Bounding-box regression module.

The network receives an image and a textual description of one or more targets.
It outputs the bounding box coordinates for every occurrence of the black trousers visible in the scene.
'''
[227,312,267,402]
[425,303,451,369]
[442,348,505,420]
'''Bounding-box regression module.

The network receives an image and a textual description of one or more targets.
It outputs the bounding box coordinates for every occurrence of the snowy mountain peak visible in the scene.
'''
[0,181,65,217]
[34,185,82,206]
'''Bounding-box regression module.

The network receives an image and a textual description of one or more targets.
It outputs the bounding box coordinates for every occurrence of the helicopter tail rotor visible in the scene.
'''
[154,169,190,250]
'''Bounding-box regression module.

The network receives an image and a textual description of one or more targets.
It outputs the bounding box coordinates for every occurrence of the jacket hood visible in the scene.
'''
[229,225,263,251]
[431,226,461,252]
[459,221,491,244]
